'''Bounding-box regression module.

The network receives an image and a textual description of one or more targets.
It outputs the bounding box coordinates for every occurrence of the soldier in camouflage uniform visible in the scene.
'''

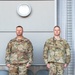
[43,26,71,75]
[5,26,33,75]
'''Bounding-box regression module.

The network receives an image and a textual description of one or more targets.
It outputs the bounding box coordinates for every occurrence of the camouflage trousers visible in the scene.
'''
[8,64,27,75]
[49,63,64,75]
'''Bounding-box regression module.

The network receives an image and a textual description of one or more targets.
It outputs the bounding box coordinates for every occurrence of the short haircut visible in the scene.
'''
[16,25,23,29]
[54,26,60,29]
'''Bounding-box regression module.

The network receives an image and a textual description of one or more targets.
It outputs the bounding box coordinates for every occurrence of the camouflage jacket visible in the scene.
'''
[43,37,71,65]
[5,37,33,64]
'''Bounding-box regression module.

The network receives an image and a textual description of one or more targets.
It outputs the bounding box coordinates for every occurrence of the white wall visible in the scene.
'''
[0,1,55,31]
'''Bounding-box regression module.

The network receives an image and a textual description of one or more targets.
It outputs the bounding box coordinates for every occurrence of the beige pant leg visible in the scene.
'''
[9,65,18,75]
[19,64,27,75]
[49,63,56,75]
[56,63,64,75]
[49,63,64,75]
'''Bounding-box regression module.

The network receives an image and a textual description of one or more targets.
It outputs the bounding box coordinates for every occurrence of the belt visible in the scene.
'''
[48,62,55,63]
[11,63,24,65]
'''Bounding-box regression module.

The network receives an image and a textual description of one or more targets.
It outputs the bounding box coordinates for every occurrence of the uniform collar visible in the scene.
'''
[15,37,25,41]
[53,36,62,41]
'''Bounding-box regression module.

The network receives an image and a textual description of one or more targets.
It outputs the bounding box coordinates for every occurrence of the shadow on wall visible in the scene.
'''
[0,70,34,75]
[35,69,49,75]
[0,69,49,75]
[27,69,34,75]
[0,70,8,75]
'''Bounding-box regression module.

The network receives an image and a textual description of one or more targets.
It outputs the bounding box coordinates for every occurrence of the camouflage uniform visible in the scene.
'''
[43,37,71,75]
[5,37,33,75]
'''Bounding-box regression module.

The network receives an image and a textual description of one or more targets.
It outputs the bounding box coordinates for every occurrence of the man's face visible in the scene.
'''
[54,27,60,36]
[16,27,23,36]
